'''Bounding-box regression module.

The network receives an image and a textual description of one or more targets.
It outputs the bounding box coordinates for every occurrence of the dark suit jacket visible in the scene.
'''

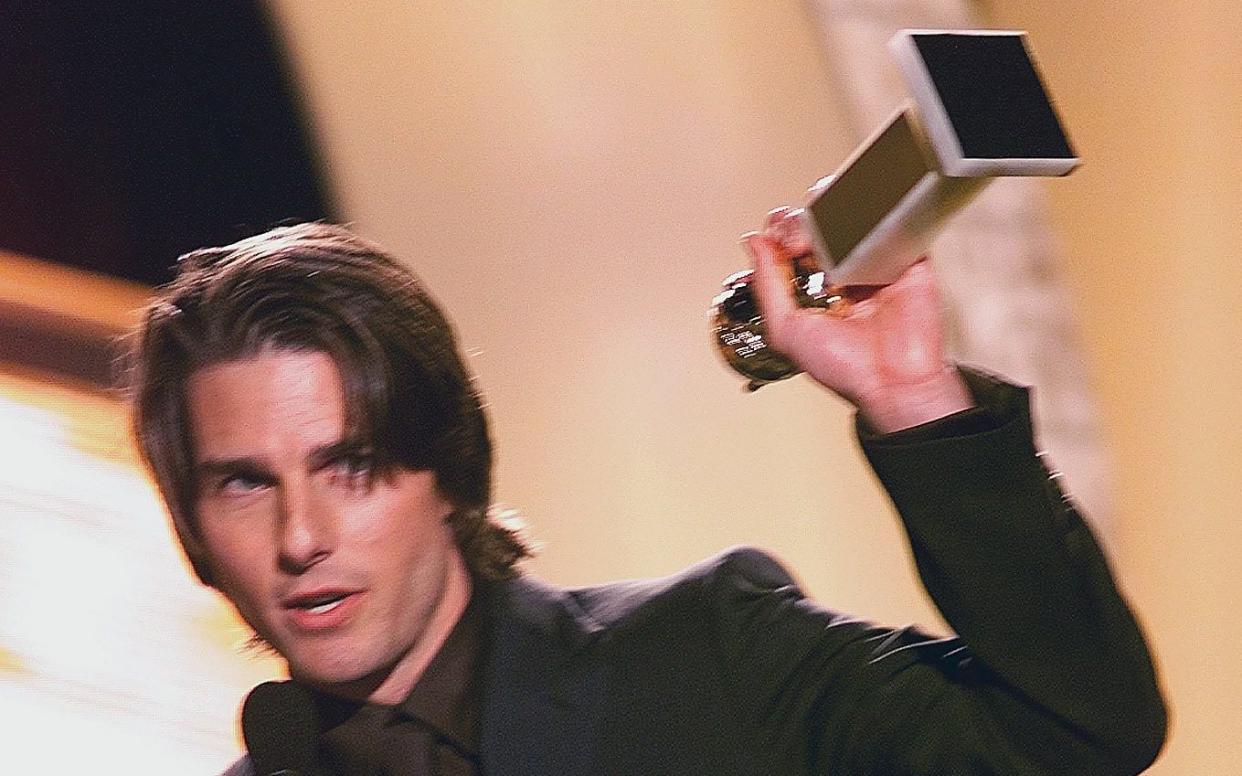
[226,373,1167,775]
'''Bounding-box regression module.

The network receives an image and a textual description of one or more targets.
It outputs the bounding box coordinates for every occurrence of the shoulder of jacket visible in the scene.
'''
[564,545,798,628]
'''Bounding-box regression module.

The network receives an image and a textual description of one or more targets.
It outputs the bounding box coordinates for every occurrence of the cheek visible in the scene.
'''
[361,503,453,567]
[344,488,458,615]
[344,477,453,554]
[199,517,272,606]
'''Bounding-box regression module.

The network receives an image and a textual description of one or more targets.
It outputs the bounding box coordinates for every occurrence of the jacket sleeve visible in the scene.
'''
[712,369,1167,775]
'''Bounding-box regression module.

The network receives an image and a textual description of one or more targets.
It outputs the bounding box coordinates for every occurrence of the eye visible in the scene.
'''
[326,452,376,489]
[217,472,271,497]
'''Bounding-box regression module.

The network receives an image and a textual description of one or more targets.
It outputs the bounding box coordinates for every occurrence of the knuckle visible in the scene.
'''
[764,206,792,227]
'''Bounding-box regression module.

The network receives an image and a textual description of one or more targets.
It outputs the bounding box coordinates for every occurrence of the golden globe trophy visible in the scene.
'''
[713,30,1079,391]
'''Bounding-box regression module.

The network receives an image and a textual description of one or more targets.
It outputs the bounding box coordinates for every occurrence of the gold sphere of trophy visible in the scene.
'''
[710,252,845,392]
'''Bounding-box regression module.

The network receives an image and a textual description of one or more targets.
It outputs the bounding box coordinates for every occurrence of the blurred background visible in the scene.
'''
[0,1,1236,772]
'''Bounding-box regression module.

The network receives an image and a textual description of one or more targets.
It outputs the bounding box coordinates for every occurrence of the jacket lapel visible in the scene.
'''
[480,575,609,776]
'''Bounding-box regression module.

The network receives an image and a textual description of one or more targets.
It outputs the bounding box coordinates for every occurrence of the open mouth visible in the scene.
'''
[283,589,362,630]
[298,593,348,614]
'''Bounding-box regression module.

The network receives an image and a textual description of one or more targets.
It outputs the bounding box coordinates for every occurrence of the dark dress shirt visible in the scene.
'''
[312,580,491,776]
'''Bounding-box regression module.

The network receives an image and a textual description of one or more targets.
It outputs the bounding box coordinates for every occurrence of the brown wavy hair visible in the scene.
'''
[126,222,530,586]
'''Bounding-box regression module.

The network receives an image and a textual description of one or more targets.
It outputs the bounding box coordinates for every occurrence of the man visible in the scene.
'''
[128,216,1166,774]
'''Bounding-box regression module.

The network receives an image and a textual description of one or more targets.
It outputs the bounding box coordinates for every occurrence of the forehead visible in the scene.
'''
[186,350,347,460]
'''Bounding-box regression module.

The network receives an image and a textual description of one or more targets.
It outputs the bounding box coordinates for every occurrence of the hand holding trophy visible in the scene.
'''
[713,30,1079,396]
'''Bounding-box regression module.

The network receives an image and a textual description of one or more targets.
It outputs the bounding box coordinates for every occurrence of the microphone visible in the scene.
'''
[241,680,326,776]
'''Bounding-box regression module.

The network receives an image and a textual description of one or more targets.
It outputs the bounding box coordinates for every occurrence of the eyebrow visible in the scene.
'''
[194,437,372,479]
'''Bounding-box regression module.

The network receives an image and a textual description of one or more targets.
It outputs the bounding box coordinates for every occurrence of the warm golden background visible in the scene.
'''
[1,1,1236,772]
[991,0,1242,772]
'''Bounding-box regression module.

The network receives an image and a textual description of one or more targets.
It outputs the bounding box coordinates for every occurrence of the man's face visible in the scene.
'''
[186,349,467,702]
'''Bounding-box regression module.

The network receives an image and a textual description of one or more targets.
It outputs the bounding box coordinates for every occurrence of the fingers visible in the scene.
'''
[741,206,822,352]
[742,233,798,351]
[763,206,793,229]
[762,207,814,259]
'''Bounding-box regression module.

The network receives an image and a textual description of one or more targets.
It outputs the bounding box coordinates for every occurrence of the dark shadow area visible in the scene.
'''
[0,2,336,287]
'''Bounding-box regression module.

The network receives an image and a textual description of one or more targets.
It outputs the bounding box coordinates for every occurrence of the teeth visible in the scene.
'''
[304,595,346,614]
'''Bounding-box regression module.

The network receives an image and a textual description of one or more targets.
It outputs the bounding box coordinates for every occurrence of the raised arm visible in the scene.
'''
[720,208,1168,773]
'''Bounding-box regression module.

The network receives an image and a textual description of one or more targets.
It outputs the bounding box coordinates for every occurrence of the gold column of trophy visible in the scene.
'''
[713,30,1079,390]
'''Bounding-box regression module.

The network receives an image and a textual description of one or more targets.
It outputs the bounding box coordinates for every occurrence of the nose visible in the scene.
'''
[276,477,334,573]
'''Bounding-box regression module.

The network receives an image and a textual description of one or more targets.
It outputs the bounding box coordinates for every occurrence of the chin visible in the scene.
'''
[285,638,390,687]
